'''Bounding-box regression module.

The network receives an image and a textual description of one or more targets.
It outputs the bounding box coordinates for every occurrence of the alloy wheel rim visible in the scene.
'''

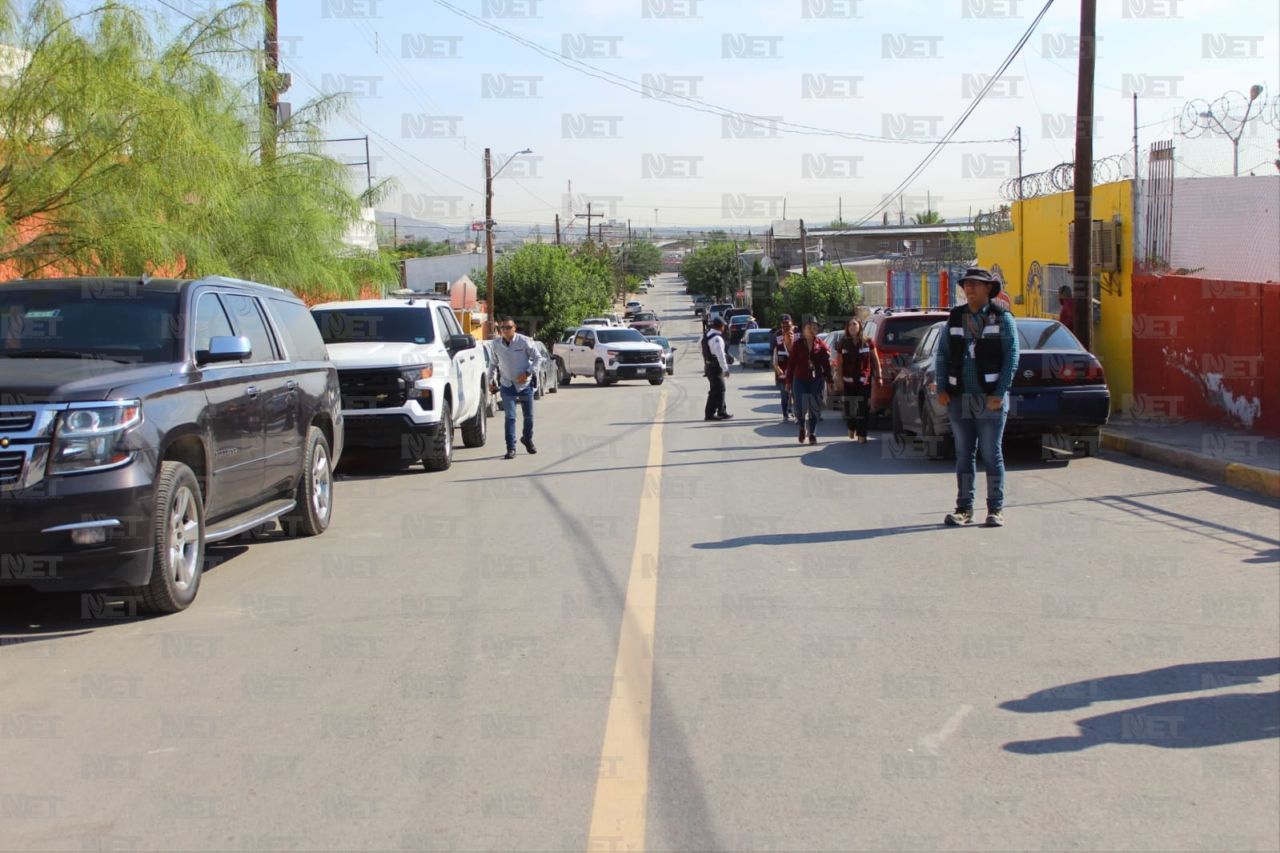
[312,445,331,521]
[168,486,200,590]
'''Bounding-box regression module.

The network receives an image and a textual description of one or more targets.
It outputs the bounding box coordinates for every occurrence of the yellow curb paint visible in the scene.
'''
[1224,462,1280,499]
[587,389,668,853]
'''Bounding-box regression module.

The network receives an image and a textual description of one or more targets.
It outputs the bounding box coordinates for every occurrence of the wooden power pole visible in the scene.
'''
[1070,0,1097,351]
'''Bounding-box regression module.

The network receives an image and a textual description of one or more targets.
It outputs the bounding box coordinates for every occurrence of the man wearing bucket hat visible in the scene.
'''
[934,267,1019,527]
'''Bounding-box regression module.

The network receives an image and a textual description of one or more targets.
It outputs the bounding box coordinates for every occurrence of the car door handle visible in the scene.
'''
[245,386,260,398]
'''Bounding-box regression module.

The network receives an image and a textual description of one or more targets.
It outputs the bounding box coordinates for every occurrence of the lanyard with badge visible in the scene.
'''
[964,310,984,360]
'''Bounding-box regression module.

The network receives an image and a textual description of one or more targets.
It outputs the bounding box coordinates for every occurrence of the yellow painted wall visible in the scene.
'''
[975,180,1134,412]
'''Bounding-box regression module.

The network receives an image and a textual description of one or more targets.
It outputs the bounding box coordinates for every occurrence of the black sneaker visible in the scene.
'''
[521,438,537,454]
[716,413,734,420]
[944,508,973,526]
[503,449,516,460]
[985,510,1005,527]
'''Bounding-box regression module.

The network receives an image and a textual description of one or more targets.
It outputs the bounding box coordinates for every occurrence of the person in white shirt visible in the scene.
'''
[700,316,733,421]
[488,317,544,459]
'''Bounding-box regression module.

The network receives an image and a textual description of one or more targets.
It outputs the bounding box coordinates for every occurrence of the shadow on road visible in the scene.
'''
[1000,658,1280,714]
[692,523,941,550]
[1003,690,1280,754]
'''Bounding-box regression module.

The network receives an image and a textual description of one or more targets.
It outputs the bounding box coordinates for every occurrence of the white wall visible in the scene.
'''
[1169,176,1280,282]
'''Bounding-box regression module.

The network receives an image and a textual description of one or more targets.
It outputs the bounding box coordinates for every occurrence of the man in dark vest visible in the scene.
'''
[769,313,795,422]
[701,316,733,421]
[934,267,1019,527]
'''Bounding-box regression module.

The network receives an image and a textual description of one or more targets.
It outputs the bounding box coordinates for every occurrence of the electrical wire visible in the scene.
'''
[851,0,1057,226]
[430,0,1015,146]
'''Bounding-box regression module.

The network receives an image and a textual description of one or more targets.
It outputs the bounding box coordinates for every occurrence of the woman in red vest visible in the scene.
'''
[785,318,832,445]
[831,317,883,443]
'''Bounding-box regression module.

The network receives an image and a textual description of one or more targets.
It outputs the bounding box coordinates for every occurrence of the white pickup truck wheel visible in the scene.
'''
[461,387,487,447]
[422,401,453,471]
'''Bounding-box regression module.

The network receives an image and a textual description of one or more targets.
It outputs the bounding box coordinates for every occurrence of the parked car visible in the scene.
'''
[531,340,558,398]
[740,328,773,368]
[624,301,643,319]
[629,311,661,336]
[891,318,1110,459]
[552,326,666,385]
[581,317,612,328]
[861,310,949,418]
[645,336,676,375]
[692,295,712,315]
[311,294,487,472]
[703,303,734,331]
[0,276,343,613]
[726,314,758,346]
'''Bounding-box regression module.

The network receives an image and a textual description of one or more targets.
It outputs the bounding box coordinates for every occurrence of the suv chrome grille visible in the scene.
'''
[0,411,36,433]
[338,369,408,410]
[617,351,661,365]
[0,450,25,486]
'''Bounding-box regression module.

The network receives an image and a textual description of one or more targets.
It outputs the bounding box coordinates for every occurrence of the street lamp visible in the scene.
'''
[485,147,532,337]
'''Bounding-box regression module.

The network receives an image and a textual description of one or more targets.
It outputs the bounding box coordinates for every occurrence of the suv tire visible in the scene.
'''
[649,375,664,386]
[461,389,487,448]
[133,461,205,614]
[281,426,333,537]
[594,360,608,386]
[556,357,571,385]
[423,400,453,471]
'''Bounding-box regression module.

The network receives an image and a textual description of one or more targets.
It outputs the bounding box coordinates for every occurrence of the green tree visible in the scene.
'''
[620,240,662,280]
[0,1,396,298]
[912,210,943,225]
[385,238,453,262]
[777,266,861,328]
[488,244,611,343]
[680,242,739,300]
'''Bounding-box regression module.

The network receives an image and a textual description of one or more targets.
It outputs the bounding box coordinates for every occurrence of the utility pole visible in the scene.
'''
[484,147,495,338]
[262,0,280,162]
[1070,0,1097,351]
[555,214,561,246]
[800,218,809,276]
[838,196,842,224]
[1016,125,1024,303]
[576,202,603,242]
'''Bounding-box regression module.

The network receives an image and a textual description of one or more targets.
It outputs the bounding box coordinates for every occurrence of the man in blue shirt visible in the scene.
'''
[935,268,1019,527]
[488,317,544,460]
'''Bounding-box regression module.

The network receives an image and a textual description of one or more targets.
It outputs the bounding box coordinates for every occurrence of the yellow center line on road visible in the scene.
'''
[586,388,669,853]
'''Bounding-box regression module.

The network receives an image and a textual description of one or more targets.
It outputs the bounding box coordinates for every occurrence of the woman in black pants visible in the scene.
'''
[832,317,883,443]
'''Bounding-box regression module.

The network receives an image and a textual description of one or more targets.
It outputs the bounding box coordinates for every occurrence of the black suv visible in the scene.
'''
[0,277,343,613]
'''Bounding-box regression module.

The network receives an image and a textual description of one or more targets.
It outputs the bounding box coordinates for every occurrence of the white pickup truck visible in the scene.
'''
[552,326,666,386]
[310,295,489,471]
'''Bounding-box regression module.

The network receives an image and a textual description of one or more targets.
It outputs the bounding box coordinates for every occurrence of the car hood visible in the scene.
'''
[325,341,436,369]
[602,342,662,352]
[0,357,177,403]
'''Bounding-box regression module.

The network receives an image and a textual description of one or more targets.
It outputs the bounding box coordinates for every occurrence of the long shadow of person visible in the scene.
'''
[1003,690,1280,754]
[1000,658,1280,713]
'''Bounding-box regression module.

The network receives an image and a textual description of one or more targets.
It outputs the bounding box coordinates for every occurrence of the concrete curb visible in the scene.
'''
[1101,430,1280,500]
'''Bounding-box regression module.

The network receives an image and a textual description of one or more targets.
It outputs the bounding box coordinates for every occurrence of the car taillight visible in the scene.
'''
[1053,358,1104,384]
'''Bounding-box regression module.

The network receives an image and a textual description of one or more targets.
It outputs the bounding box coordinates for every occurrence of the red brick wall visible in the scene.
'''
[1131,273,1278,436]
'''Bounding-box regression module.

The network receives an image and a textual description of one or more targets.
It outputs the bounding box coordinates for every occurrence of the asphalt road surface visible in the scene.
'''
[2,273,1278,852]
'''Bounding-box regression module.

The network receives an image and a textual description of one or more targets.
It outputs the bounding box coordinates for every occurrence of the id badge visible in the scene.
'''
[967,341,976,360]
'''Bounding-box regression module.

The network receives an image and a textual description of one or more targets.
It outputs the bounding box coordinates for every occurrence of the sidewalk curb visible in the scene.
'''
[1100,430,1280,500]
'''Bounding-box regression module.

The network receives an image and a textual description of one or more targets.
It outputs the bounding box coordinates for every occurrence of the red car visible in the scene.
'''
[629,311,661,336]
[861,310,950,417]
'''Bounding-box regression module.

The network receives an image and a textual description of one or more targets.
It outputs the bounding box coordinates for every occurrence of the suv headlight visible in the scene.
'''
[606,350,621,359]
[49,401,142,474]
[401,365,434,391]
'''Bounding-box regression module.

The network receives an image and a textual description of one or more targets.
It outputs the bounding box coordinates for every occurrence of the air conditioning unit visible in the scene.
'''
[1067,219,1121,272]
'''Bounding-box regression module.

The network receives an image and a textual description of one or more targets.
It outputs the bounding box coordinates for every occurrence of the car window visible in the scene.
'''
[438,306,463,338]
[1018,320,1083,351]
[917,325,942,359]
[313,308,435,345]
[882,317,943,350]
[646,337,669,348]
[192,293,234,352]
[746,330,770,344]
[582,332,596,347]
[0,285,181,363]
[596,329,647,344]
[220,293,279,363]
[268,298,328,361]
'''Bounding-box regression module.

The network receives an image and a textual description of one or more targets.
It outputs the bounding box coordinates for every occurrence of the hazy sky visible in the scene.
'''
[163,0,1277,230]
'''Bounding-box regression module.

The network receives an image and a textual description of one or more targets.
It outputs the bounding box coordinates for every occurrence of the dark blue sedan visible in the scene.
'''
[890,318,1110,459]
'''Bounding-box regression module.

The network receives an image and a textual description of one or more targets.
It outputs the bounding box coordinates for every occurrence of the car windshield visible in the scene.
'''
[1018,320,1083,350]
[632,313,656,322]
[881,316,945,350]
[312,308,435,345]
[745,330,771,344]
[0,285,181,363]
[646,336,670,348]
[596,329,647,344]
[729,316,752,326]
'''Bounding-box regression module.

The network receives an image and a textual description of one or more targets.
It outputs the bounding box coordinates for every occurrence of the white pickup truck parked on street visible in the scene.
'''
[311,295,489,471]
[552,326,666,386]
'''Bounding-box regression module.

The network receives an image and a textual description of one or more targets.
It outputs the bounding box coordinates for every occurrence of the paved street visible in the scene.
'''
[2,273,1278,852]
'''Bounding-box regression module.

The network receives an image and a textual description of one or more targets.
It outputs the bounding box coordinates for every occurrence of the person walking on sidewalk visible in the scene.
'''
[488,316,543,460]
[935,268,1019,527]
[770,314,796,422]
[785,318,832,445]
[832,316,883,443]
[701,316,733,421]
[1057,284,1075,332]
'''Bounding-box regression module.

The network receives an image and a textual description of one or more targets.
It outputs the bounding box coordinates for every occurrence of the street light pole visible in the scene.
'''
[484,146,532,338]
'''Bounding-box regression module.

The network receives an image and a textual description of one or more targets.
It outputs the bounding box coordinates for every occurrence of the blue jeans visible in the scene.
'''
[793,378,825,436]
[947,395,1007,512]
[500,384,534,450]
[775,376,792,417]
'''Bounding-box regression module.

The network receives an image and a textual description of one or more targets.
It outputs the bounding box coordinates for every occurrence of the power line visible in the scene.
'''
[852,0,1057,226]
[430,0,1014,146]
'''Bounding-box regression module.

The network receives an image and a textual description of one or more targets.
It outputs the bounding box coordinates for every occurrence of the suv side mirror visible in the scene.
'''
[447,333,476,352]
[196,335,252,365]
